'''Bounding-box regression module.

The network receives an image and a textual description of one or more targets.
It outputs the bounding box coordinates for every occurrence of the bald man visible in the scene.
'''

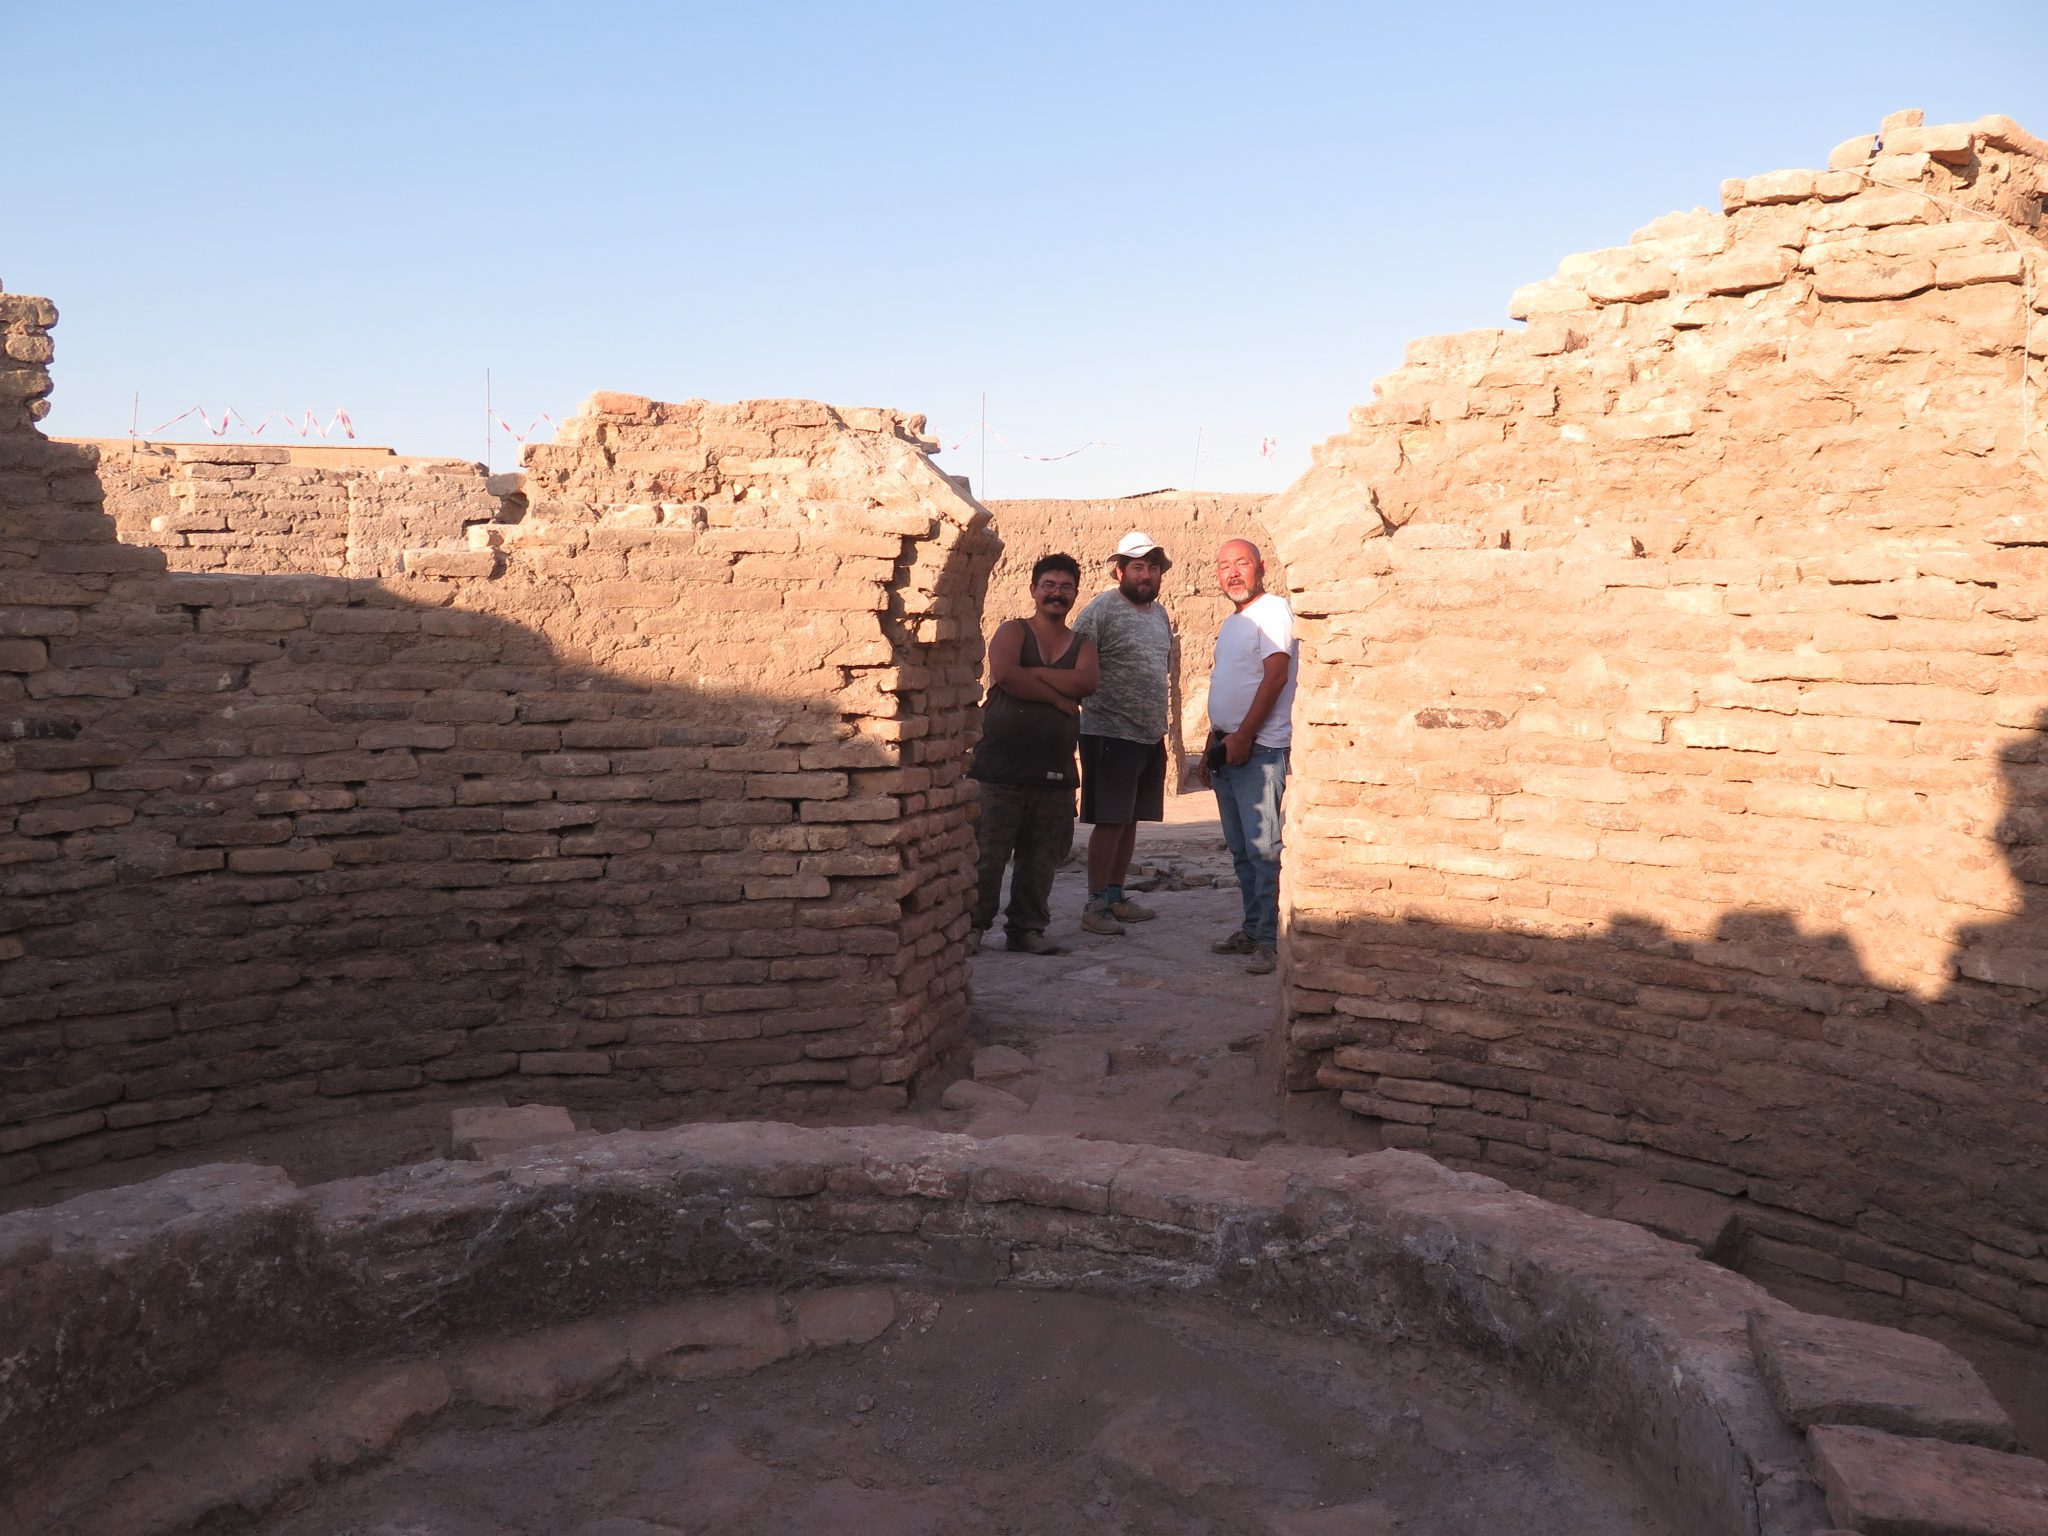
[1197,539,1297,975]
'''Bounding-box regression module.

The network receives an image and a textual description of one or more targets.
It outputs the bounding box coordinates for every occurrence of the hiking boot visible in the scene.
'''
[1108,897,1156,922]
[1244,945,1277,976]
[1210,930,1256,955]
[1005,930,1069,956]
[969,924,990,948]
[1080,901,1127,936]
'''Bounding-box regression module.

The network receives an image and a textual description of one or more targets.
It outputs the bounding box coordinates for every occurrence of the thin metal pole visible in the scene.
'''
[979,391,987,501]
[129,391,139,440]
[1191,426,1204,491]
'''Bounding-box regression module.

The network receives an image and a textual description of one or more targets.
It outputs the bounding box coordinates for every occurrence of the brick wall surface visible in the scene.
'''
[984,493,1281,780]
[0,296,999,1181]
[90,439,511,579]
[1267,112,2048,1338]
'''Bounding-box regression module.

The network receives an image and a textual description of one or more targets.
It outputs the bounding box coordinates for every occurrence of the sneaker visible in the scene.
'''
[1243,945,1277,976]
[1108,897,1156,923]
[1005,930,1069,956]
[1210,930,1256,955]
[1080,901,1127,936]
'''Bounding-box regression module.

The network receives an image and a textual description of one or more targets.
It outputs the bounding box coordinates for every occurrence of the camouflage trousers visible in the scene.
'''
[971,782,1076,937]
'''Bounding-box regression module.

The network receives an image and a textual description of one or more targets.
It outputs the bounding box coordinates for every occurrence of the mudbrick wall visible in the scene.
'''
[0,290,999,1179]
[87,439,513,579]
[985,492,1280,782]
[1267,112,2048,1339]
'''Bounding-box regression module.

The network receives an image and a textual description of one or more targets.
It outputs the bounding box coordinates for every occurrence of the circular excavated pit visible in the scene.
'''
[13,1120,2028,1536]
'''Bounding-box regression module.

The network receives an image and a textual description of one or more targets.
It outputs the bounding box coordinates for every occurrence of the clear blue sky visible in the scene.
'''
[12,2,2046,499]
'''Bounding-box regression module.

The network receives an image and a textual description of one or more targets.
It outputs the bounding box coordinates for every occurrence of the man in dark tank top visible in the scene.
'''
[968,553,1101,954]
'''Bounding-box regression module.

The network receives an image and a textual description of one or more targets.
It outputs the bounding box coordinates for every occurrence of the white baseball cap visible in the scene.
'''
[1111,530,1172,571]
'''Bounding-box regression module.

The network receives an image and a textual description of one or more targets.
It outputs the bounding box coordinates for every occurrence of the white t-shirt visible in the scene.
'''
[1206,591,1297,749]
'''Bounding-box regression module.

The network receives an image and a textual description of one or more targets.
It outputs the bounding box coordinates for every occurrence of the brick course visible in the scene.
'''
[1,301,998,1176]
[85,439,508,579]
[1268,111,2048,1337]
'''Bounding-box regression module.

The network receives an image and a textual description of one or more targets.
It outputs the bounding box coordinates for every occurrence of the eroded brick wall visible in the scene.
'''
[984,493,1280,782]
[90,440,511,578]
[1,301,997,1181]
[1269,112,2048,1338]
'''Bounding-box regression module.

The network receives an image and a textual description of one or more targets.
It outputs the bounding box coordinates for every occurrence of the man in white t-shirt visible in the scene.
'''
[1196,539,1298,975]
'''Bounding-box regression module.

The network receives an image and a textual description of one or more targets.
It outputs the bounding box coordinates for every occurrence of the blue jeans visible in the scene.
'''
[1212,745,1288,947]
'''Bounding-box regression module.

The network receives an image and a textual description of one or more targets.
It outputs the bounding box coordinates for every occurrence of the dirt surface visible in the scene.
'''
[251,1290,1670,1536]
[902,802,1290,1157]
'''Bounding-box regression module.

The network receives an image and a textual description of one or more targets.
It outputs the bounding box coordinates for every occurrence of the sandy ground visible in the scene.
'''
[250,1290,1669,1536]
[900,800,1289,1157]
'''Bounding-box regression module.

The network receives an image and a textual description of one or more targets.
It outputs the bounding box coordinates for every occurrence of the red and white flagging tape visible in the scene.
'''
[147,406,357,440]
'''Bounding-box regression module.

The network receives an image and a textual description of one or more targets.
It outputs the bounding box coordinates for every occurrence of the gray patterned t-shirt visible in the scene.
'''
[1071,590,1172,744]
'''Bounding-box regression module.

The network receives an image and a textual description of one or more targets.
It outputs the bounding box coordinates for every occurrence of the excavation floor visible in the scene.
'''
[252,1289,1670,1536]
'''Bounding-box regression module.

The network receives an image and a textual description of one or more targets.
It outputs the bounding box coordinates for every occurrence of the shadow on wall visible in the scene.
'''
[0,429,993,1189]
[1288,715,2048,1340]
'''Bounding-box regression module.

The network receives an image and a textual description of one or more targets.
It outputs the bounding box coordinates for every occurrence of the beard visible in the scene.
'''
[1117,574,1158,605]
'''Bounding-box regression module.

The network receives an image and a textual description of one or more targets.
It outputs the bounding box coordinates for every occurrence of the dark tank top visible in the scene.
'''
[969,622,1082,788]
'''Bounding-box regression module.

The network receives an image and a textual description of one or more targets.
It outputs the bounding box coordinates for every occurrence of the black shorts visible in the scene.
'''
[1079,734,1166,825]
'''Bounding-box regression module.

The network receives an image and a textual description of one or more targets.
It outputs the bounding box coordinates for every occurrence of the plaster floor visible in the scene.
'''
[250,1290,1671,1536]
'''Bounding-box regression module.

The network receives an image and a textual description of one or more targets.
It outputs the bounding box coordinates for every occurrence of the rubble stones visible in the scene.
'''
[1808,1424,2048,1535]
[940,1079,1029,1114]
[449,1104,580,1160]
[1748,1310,2017,1449]
[970,1044,1037,1085]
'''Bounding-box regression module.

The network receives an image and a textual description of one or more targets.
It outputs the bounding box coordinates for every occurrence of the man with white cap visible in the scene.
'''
[1068,531,1175,936]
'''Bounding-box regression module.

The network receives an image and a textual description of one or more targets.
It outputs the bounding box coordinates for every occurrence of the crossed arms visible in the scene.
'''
[988,620,1099,717]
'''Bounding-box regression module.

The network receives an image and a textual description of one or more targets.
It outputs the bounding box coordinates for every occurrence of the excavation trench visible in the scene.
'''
[2,1122,1846,1536]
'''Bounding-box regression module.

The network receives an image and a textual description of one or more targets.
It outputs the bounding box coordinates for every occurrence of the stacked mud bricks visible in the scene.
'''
[1270,113,2048,1337]
[92,439,506,579]
[0,289,999,1180]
